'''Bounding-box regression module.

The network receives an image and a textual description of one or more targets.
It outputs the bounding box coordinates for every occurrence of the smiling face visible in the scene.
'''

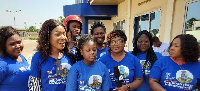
[50,25,67,52]
[137,34,150,53]
[6,34,24,59]
[169,38,182,59]
[69,21,81,39]
[92,27,105,44]
[109,36,125,53]
[80,41,97,62]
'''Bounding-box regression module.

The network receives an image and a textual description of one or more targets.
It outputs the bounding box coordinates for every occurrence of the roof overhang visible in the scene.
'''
[88,0,125,5]
[63,3,117,17]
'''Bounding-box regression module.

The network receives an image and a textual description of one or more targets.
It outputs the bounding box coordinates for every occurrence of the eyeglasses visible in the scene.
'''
[110,40,124,45]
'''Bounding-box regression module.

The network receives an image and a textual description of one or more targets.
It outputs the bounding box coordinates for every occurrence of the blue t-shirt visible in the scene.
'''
[66,60,111,91]
[0,55,30,91]
[30,51,72,91]
[133,52,162,91]
[96,45,109,61]
[150,56,200,91]
[99,52,143,91]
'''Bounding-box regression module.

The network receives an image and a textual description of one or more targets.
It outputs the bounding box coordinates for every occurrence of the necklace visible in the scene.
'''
[171,57,186,70]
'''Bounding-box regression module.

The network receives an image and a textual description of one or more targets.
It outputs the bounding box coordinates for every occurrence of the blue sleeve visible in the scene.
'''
[155,52,162,59]
[0,61,7,84]
[99,55,105,64]
[149,59,162,80]
[30,53,41,78]
[102,65,112,90]
[134,57,143,78]
[66,65,78,91]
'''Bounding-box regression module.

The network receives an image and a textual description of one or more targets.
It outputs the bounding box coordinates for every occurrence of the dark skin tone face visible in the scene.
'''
[169,38,183,60]
[50,25,67,53]
[6,34,24,60]
[137,34,150,53]
[153,41,161,47]
[80,41,97,65]
[92,27,105,44]
[69,21,81,40]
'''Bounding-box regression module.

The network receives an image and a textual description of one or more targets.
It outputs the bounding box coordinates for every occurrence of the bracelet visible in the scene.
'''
[126,84,131,90]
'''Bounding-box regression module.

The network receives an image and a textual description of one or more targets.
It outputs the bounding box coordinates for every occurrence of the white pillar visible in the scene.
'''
[164,0,175,43]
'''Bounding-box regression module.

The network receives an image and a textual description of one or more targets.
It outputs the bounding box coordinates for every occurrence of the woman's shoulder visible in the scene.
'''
[100,52,110,58]
[32,51,42,58]
[125,52,138,59]
[98,52,111,63]
[104,45,109,49]
[62,53,71,60]
[31,51,44,63]
[96,60,106,66]
[69,61,83,71]
[0,58,7,67]
[20,55,27,60]
[71,61,82,67]
[188,61,200,67]
[155,56,171,64]
[154,52,162,58]
[20,55,29,63]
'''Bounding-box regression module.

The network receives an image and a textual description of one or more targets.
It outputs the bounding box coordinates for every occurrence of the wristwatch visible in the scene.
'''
[126,84,131,90]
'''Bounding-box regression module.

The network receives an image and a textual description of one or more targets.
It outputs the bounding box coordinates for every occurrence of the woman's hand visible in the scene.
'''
[113,85,128,91]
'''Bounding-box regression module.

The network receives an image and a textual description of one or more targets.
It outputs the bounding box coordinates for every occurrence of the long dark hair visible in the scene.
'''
[66,20,82,41]
[131,30,157,67]
[131,31,157,82]
[37,19,75,65]
[75,34,96,61]
[168,34,199,62]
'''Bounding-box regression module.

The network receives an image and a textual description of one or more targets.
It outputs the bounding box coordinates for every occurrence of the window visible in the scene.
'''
[75,0,83,4]
[184,0,200,44]
[133,10,161,37]
[196,27,200,30]
[113,20,125,32]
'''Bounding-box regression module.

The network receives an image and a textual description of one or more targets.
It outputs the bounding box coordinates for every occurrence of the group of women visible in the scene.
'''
[0,15,200,91]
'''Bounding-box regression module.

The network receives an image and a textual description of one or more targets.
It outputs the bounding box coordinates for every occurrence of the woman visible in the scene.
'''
[0,26,30,91]
[149,34,200,91]
[130,30,162,91]
[99,30,143,91]
[63,15,82,55]
[90,22,108,60]
[29,19,75,91]
[66,34,111,91]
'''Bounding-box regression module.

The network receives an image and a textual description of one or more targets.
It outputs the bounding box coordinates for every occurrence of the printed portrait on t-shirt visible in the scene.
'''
[58,63,71,77]
[47,62,71,84]
[118,65,129,78]
[140,60,146,67]
[176,70,193,83]
[88,75,102,88]
[140,60,151,70]
[140,60,151,75]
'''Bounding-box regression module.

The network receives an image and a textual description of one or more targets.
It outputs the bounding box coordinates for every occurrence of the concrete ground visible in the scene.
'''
[22,40,37,64]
